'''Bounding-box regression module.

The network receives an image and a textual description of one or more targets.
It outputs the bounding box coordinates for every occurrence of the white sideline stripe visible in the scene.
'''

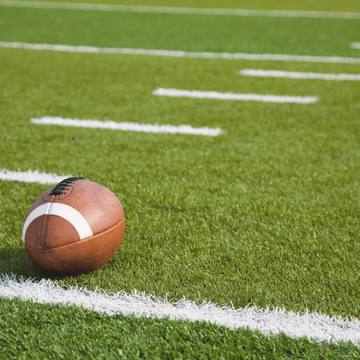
[1,275,360,345]
[1,1,360,19]
[0,169,71,184]
[240,69,360,81]
[1,42,360,64]
[351,43,360,49]
[153,88,318,104]
[30,117,223,136]
[22,203,93,243]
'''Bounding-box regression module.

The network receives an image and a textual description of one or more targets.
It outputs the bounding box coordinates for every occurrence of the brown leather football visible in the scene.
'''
[22,177,125,274]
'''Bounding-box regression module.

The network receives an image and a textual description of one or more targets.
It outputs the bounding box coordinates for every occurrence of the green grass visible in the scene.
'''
[11,0,360,12]
[1,47,360,317]
[1,1,360,357]
[1,7,360,57]
[1,297,359,359]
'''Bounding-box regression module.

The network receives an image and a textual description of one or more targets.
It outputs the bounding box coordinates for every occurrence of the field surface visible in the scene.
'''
[0,0,360,358]
[4,0,360,11]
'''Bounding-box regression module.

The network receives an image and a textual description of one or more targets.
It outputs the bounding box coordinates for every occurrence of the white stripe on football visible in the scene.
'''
[22,203,93,242]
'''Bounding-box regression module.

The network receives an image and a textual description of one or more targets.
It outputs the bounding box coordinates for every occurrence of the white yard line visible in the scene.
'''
[240,69,360,81]
[351,43,360,49]
[1,42,360,64]
[1,275,360,345]
[153,88,318,104]
[1,0,360,19]
[0,169,71,184]
[0,41,360,64]
[30,117,223,136]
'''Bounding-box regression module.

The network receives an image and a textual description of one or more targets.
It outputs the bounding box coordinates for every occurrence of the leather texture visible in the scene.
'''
[25,218,125,274]
[23,179,125,273]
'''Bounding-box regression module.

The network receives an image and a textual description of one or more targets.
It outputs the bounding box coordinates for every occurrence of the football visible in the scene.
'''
[22,177,125,274]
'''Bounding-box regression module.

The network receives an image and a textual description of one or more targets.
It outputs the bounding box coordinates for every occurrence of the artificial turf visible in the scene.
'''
[1,46,360,317]
[1,297,359,359]
[8,0,360,12]
[0,1,360,357]
[1,6,360,58]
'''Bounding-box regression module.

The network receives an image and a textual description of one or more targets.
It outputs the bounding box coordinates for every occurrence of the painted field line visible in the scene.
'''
[1,42,360,64]
[351,43,360,49]
[1,274,360,345]
[1,0,360,19]
[240,69,360,81]
[0,169,71,184]
[30,117,223,136]
[153,88,318,104]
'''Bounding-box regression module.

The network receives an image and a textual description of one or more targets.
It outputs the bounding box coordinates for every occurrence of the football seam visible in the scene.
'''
[41,196,55,248]
[42,250,58,272]
[24,216,125,252]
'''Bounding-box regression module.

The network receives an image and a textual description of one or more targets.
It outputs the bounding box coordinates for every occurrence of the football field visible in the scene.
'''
[1,0,360,357]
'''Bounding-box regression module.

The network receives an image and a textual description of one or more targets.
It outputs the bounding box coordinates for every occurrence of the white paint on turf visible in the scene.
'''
[0,169,71,184]
[153,88,318,104]
[22,203,93,243]
[351,43,360,49]
[1,42,360,64]
[240,69,360,81]
[30,117,223,136]
[1,1,360,19]
[1,274,360,345]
